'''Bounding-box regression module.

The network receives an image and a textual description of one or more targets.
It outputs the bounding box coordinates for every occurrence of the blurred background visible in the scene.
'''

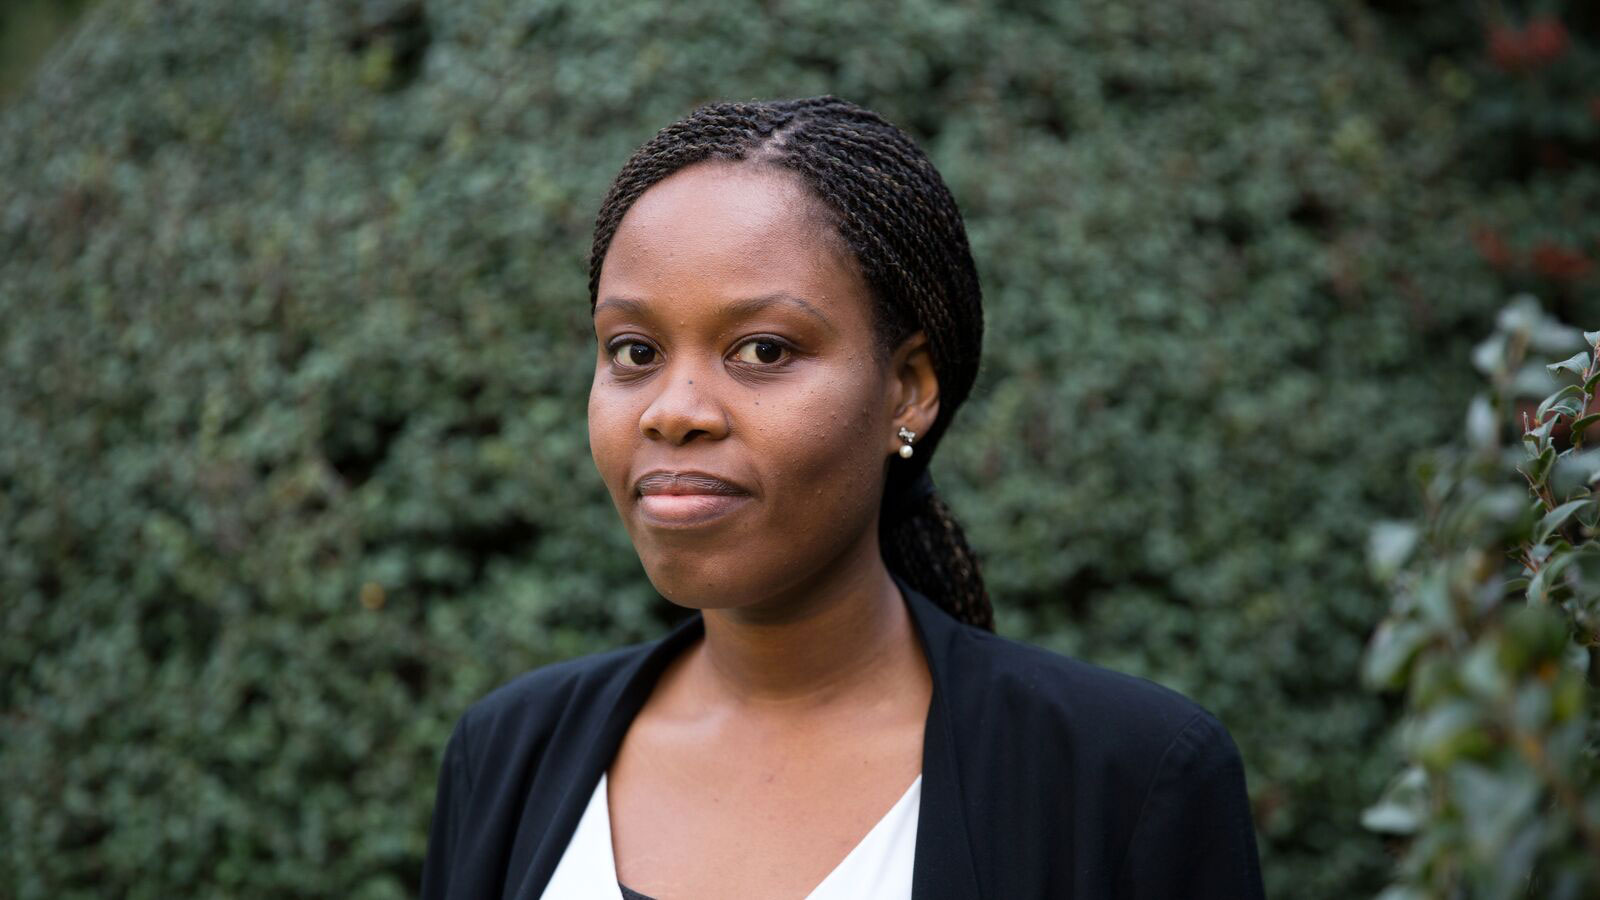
[2,1,1597,897]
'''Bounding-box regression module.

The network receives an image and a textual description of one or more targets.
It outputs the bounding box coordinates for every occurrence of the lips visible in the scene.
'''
[634,470,751,528]
[635,470,750,497]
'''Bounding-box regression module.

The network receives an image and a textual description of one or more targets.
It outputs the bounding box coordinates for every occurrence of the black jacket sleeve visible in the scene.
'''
[1117,711,1265,900]
[420,713,475,900]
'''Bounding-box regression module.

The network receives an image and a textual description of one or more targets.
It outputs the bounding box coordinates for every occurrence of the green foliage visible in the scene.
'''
[1,0,1595,897]
[1369,1,1600,322]
[1364,297,1600,899]
[0,0,96,101]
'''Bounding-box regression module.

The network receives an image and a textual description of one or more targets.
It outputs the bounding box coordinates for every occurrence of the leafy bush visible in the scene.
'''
[1367,1,1600,318]
[1,0,1595,897]
[1363,297,1600,899]
[0,0,95,101]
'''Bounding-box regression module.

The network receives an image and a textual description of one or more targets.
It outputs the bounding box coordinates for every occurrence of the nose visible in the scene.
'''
[638,364,729,446]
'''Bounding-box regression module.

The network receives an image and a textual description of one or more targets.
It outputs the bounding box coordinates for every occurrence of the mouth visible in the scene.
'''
[634,470,752,529]
[637,492,752,527]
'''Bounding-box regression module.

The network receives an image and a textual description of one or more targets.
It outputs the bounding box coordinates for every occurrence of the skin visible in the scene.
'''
[588,160,940,899]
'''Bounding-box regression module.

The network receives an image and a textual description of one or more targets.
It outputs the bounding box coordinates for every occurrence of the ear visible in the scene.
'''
[886,330,941,456]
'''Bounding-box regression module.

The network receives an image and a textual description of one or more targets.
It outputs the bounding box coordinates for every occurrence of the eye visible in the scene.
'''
[608,339,658,368]
[732,337,792,366]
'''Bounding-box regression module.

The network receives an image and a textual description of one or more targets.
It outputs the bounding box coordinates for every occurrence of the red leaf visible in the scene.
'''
[1472,227,1514,270]
[1531,242,1593,282]
[1524,18,1570,66]
[1488,26,1529,72]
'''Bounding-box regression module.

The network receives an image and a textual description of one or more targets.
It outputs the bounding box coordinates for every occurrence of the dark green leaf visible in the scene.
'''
[1411,701,1488,767]
[1580,501,1600,529]
[1524,416,1558,454]
[1527,445,1557,486]
[1546,351,1590,379]
[1527,553,1571,604]
[1363,619,1431,689]
[1537,384,1586,421]
[1536,499,1592,543]
[1449,764,1540,859]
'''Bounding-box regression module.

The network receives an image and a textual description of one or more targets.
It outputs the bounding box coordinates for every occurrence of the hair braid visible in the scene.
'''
[588,96,992,631]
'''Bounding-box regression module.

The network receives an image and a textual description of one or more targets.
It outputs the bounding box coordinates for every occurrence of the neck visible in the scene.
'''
[691,538,925,710]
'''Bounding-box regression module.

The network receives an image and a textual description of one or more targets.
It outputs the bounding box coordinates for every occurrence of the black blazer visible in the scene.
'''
[421,571,1266,899]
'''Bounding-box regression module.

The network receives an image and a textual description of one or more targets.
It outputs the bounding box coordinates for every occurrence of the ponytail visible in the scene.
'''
[881,469,994,631]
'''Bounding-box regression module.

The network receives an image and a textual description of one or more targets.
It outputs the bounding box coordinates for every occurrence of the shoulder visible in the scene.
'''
[912,610,1263,896]
[449,639,655,764]
[422,636,677,897]
[941,623,1238,771]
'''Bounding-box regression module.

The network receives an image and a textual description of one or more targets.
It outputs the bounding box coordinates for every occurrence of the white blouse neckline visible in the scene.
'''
[540,770,923,899]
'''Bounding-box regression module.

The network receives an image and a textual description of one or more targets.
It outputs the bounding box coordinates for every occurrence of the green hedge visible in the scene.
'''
[1363,298,1600,898]
[2,1,1594,896]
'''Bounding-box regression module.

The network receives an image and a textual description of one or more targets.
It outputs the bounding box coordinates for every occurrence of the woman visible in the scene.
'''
[421,96,1265,900]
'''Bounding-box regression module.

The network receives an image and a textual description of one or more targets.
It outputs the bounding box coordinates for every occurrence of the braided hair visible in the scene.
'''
[588,96,993,631]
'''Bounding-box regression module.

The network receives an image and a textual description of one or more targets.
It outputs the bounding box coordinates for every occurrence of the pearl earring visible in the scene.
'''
[897,426,917,458]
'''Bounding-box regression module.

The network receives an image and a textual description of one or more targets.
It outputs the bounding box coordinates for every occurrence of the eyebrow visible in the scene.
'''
[593,292,839,335]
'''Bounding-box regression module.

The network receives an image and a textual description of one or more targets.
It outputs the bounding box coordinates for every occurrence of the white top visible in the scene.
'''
[540,771,923,899]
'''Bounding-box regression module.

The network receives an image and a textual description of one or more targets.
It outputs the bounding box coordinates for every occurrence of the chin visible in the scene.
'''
[642,561,743,609]
[637,549,775,610]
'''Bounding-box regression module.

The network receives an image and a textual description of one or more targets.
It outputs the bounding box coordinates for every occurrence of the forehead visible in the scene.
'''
[597,161,868,327]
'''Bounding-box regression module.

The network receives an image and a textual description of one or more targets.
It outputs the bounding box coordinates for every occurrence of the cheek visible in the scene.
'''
[755,370,885,508]
[587,373,635,496]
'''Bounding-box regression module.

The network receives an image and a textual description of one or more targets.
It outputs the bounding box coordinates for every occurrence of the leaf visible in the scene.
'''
[1363,619,1431,689]
[1536,384,1586,421]
[1546,451,1600,496]
[1415,569,1455,631]
[1368,521,1419,581]
[1546,351,1590,379]
[1524,416,1557,454]
[1527,551,1574,604]
[1551,400,1583,420]
[1535,499,1592,544]
[1511,681,1552,733]
[1562,448,1600,485]
[1531,316,1584,353]
[1472,334,1506,376]
[1497,295,1542,335]
[1450,764,1541,859]
[1459,641,1510,700]
[1572,413,1600,438]
[1523,544,1600,605]
[1580,501,1600,529]
[1584,329,1600,348]
[1359,801,1423,834]
[1465,395,1496,450]
[1526,445,1557,487]
[1360,766,1428,835]
[1514,361,1562,397]
[1410,700,1488,767]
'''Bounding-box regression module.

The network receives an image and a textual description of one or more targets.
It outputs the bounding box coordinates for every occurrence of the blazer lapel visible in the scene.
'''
[508,574,982,900]
[894,571,984,900]
[509,612,706,900]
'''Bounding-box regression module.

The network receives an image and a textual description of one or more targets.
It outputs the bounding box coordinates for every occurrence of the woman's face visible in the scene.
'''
[589,161,936,612]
